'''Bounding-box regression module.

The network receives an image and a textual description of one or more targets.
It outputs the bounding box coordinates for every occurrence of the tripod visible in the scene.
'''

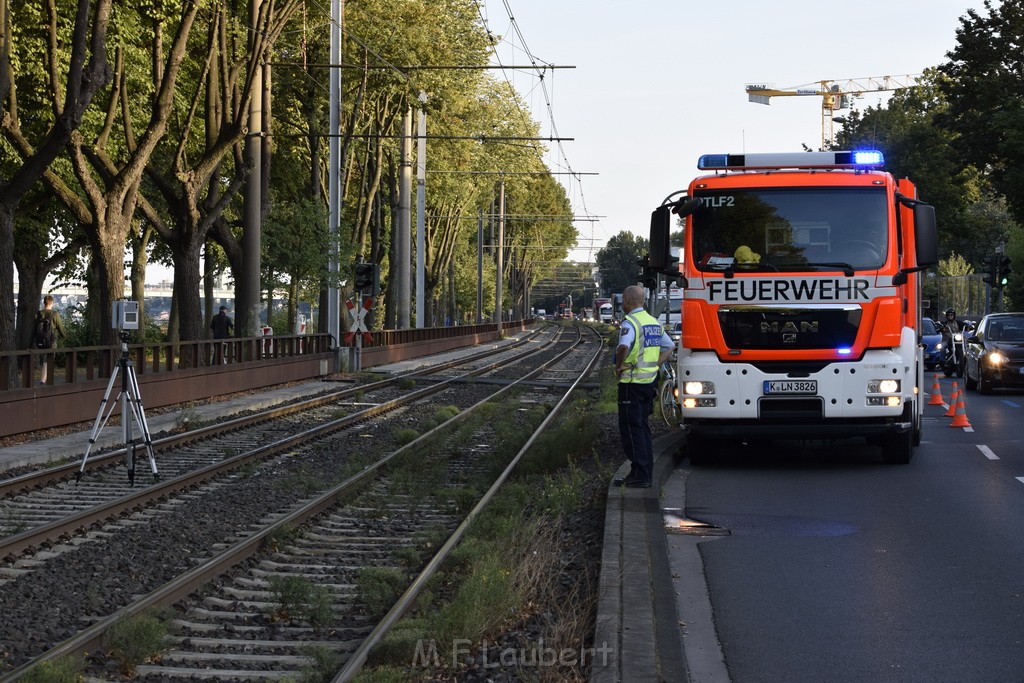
[78,332,159,485]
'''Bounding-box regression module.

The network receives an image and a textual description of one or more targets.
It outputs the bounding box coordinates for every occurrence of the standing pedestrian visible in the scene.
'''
[35,295,67,385]
[613,285,674,487]
[210,306,234,364]
[211,306,234,339]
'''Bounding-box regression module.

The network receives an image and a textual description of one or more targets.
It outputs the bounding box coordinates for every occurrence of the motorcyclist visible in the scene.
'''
[941,308,962,365]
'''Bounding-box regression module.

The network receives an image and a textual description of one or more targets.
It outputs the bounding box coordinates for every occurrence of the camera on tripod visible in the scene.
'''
[112,300,139,342]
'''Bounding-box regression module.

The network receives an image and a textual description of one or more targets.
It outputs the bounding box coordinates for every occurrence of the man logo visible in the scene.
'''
[761,321,819,335]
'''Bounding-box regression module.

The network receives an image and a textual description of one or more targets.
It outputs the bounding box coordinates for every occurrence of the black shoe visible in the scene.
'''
[624,479,652,488]
[612,477,629,486]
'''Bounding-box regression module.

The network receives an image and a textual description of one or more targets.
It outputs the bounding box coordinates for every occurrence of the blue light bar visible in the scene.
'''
[852,150,884,166]
[697,154,731,168]
[696,151,885,171]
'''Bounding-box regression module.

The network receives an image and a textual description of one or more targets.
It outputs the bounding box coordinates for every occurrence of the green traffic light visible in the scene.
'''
[997,256,1012,288]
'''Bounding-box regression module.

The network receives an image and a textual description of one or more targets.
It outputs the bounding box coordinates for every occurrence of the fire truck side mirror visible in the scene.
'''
[649,197,699,272]
[649,205,673,271]
[913,203,938,268]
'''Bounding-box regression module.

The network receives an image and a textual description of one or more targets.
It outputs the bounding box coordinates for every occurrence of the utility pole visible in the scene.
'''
[326,0,343,365]
[397,107,412,328]
[494,180,505,332]
[415,92,427,328]
[241,0,264,338]
[477,207,483,324]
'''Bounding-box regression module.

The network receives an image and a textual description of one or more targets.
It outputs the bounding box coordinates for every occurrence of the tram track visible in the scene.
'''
[0,324,605,681]
[0,326,556,559]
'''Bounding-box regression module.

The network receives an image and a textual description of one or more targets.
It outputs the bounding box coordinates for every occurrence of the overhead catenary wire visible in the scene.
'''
[478,0,601,266]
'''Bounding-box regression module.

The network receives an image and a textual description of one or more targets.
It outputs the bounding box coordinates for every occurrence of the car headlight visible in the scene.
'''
[935,342,943,351]
[987,351,1006,365]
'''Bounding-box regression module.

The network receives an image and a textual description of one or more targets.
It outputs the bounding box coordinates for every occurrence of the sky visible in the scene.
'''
[479,0,987,264]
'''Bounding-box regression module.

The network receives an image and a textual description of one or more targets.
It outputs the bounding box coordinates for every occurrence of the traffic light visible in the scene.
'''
[983,254,997,285]
[998,257,1012,288]
[354,262,379,293]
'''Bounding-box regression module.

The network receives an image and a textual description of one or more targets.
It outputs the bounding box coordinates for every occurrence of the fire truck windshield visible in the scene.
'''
[690,187,888,272]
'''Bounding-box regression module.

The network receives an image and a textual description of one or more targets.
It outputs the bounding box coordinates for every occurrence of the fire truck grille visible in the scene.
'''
[718,306,862,350]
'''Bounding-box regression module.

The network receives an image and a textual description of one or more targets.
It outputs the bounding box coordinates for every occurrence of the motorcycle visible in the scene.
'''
[941,329,967,378]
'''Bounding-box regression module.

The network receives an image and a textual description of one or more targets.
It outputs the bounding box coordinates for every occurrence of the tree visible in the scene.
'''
[835,69,985,260]
[0,0,111,383]
[939,0,1024,225]
[596,231,648,297]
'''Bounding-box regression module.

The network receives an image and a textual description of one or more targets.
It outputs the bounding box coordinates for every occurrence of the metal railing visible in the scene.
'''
[0,333,333,392]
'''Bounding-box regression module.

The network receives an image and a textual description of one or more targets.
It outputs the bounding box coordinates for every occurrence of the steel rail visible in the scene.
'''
[0,328,545,497]
[0,325,594,681]
[334,325,604,680]
[0,328,555,561]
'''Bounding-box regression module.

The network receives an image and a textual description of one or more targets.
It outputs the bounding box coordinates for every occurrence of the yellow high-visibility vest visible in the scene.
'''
[621,310,662,384]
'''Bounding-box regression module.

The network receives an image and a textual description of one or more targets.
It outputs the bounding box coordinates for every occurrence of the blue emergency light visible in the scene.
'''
[697,150,885,171]
[852,150,884,165]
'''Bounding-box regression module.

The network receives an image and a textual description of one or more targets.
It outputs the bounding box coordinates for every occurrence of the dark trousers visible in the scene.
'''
[618,381,656,483]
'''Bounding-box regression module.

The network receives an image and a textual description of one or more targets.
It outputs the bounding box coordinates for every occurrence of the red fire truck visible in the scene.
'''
[649,150,937,464]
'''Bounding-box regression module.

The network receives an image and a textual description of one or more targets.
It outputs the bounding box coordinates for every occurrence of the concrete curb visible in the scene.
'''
[592,429,687,682]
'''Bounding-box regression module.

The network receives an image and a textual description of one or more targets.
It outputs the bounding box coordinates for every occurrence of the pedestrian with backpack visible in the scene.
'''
[35,295,66,385]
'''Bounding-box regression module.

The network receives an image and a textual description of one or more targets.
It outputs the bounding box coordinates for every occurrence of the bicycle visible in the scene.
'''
[658,359,682,429]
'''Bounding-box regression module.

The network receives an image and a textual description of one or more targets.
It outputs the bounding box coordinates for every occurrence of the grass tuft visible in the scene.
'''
[19,657,83,683]
[393,427,420,446]
[357,567,408,616]
[106,609,168,676]
[267,575,334,628]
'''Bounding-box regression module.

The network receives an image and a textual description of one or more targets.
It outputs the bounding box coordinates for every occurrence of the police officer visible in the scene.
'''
[613,285,675,487]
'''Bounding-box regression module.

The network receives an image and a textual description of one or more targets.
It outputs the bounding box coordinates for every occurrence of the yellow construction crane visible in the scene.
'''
[745,74,920,148]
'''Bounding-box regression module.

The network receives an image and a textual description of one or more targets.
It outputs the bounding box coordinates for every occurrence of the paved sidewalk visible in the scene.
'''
[0,380,336,471]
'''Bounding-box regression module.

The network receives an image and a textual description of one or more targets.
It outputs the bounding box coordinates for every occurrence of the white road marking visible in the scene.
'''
[978,445,999,460]
[1017,477,1024,485]
[1002,400,1021,408]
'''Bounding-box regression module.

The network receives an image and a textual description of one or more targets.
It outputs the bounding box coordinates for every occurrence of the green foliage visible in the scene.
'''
[299,644,343,683]
[517,407,597,475]
[939,2,1024,226]
[596,231,649,297]
[107,610,168,676]
[18,657,84,683]
[393,427,420,446]
[938,252,973,277]
[433,405,460,423]
[268,576,334,628]
[356,567,408,616]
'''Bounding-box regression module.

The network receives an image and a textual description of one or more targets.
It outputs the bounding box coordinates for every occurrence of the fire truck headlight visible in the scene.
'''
[867,395,903,407]
[683,381,714,395]
[868,379,901,394]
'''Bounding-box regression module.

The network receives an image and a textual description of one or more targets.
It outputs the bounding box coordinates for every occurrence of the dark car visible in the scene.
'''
[964,312,1024,393]
[921,317,942,370]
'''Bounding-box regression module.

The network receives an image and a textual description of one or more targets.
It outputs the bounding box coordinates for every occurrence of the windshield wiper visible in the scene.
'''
[722,262,780,278]
[802,261,856,277]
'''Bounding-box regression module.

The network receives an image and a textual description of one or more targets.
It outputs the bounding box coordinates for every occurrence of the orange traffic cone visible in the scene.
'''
[928,374,945,406]
[950,391,972,428]
[944,382,959,417]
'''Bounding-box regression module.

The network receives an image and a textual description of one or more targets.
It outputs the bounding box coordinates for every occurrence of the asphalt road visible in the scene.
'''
[683,378,1024,682]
